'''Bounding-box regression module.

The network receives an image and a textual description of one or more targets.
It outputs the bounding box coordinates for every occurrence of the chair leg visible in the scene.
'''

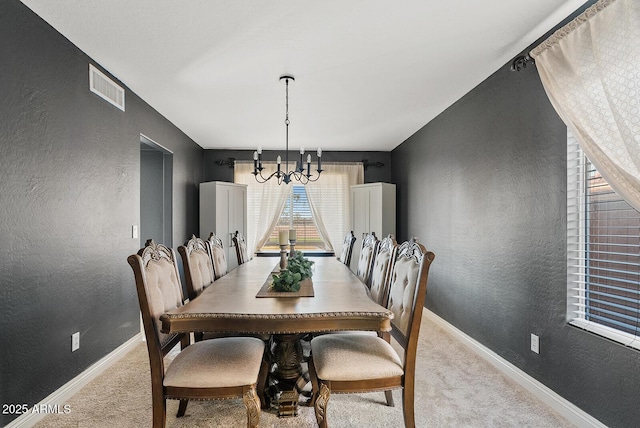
[315,382,331,428]
[256,357,270,409]
[176,399,188,417]
[151,393,166,428]
[402,386,415,428]
[384,390,395,407]
[307,356,320,407]
[242,386,261,428]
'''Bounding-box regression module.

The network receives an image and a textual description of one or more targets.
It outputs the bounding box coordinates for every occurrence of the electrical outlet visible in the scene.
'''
[530,333,539,354]
[132,225,138,239]
[72,332,80,352]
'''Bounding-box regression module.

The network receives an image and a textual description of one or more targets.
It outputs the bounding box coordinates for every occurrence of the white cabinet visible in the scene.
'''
[350,183,396,272]
[199,181,247,271]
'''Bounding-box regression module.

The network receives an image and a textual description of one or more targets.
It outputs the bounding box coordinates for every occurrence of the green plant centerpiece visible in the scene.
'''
[270,251,314,292]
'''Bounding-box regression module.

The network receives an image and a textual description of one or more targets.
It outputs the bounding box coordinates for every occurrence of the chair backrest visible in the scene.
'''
[355,232,379,286]
[127,240,185,379]
[368,234,398,306]
[232,230,249,265]
[386,238,435,371]
[338,231,357,266]
[207,232,228,279]
[178,235,215,301]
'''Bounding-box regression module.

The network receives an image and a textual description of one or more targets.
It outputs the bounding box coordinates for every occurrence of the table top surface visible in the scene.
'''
[161,256,393,335]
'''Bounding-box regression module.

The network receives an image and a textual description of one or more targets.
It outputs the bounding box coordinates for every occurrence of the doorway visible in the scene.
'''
[139,134,173,247]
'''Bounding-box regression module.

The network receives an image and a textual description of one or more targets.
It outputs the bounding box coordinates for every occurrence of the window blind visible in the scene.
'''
[264,186,325,251]
[567,130,640,348]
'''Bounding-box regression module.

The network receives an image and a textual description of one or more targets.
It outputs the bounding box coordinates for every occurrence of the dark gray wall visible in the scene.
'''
[0,2,203,424]
[391,29,640,428]
[204,150,391,183]
[140,148,167,245]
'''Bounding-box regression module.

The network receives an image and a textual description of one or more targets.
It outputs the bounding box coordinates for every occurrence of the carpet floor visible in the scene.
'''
[34,315,574,427]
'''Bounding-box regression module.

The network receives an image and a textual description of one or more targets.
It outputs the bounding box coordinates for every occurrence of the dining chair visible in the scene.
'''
[368,234,398,306]
[232,230,250,265]
[309,238,435,428]
[203,232,270,343]
[128,240,268,428]
[207,232,228,279]
[355,232,379,286]
[337,231,356,267]
[177,235,215,302]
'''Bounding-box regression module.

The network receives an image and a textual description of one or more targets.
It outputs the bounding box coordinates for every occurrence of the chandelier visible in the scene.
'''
[252,75,323,184]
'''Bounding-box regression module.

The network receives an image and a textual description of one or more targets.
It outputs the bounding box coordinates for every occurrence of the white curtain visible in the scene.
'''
[234,162,289,255]
[531,0,640,211]
[305,163,364,254]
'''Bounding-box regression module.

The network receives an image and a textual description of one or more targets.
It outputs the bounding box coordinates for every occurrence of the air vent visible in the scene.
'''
[89,64,125,111]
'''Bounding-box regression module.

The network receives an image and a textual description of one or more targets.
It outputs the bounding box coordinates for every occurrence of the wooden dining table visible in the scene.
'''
[160,256,393,416]
[161,256,393,336]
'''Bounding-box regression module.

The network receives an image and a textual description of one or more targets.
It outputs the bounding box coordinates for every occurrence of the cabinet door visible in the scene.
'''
[225,186,246,270]
[212,186,230,270]
[368,186,383,236]
[350,187,370,272]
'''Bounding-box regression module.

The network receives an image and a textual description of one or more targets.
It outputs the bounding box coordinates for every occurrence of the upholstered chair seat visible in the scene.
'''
[311,334,403,381]
[164,337,265,388]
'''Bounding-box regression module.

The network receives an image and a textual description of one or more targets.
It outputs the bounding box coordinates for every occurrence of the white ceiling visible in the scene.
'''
[21,0,585,152]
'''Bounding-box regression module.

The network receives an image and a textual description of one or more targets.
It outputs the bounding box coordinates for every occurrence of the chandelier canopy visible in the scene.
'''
[252,75,323,184]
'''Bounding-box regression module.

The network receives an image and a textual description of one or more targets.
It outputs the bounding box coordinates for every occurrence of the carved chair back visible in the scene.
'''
[368,234,398,306]
[355,232,379,286]
[178,235,215,301]
[207,232,228,279]
[128,240,185,386]
[338,231,357,267]
[232,231,250,265]
[386,238,435,374]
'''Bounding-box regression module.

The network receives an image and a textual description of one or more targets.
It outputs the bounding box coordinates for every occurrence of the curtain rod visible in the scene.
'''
[510,0,614,72]
[510,54,534,72]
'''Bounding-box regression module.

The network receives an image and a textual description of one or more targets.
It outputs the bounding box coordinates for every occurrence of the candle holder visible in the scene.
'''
[289,239,296,257]
[279,244,288,270]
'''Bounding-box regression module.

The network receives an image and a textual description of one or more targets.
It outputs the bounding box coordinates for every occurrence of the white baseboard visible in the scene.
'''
[424,310,606,428]
[6,333,143,428]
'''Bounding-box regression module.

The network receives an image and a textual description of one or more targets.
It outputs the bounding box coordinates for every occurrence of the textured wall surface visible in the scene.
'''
[391,50,640,428]
[0,2,203,424]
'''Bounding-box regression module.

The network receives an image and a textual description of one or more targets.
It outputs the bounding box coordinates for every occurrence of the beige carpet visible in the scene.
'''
[34,315,574,427]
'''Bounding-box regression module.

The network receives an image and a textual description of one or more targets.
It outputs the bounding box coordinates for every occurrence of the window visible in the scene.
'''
[567,130,640,348]
[235,161,363,255]
[261,186,326,251]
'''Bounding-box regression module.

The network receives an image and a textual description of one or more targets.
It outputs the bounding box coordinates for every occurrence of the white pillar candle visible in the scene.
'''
[289,229,296,241]
[278,230,289,245]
